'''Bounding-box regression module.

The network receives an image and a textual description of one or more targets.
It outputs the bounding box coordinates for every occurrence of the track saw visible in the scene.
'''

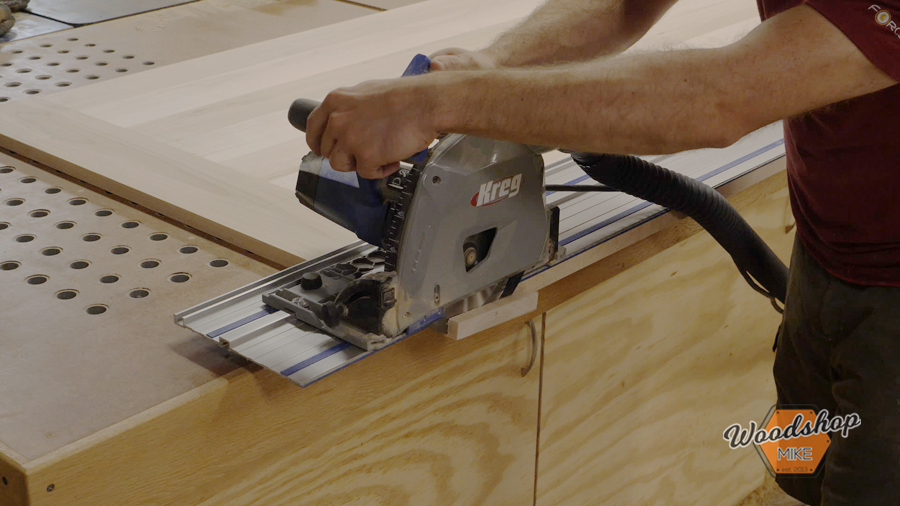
[176,54,790,386]
[175,55,561,386]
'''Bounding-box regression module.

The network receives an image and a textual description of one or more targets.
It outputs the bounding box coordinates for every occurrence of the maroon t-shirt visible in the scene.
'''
[758,0,900,286]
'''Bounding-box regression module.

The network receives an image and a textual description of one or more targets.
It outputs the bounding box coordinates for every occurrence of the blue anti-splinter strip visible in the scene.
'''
[280,341,353,377]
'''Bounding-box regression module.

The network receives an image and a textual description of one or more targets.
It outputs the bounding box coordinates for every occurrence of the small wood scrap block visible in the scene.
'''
[445,290,538,340]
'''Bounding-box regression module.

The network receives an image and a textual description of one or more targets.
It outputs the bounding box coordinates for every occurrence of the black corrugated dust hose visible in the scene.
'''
[570,152,788,312]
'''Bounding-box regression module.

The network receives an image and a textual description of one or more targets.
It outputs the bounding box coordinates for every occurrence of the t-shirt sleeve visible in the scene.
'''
[803,0,900,81]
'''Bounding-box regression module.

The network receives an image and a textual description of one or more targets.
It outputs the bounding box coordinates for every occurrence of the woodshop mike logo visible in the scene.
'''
[723,406,861,477]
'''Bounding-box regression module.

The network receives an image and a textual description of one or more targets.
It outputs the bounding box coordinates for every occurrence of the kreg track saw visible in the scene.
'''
[175,55,789,387]
[175,55,562,386]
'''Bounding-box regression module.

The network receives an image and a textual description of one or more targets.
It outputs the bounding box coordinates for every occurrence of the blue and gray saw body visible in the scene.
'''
[263,55,559,350]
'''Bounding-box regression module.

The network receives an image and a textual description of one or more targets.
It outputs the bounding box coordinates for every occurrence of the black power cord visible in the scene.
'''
[557,153,789,313]
[545,184,617,192]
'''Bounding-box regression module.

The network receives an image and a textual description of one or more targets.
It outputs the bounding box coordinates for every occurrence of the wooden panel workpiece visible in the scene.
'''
[0,0,761,265]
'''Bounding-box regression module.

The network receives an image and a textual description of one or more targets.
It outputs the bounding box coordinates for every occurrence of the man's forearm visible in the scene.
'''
[307,6,896,178]
[429,4,896,156]
[485,0,678,67]
[428,50,744,156]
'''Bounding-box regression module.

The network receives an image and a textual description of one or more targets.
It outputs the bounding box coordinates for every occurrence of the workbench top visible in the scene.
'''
[0,1,786,504]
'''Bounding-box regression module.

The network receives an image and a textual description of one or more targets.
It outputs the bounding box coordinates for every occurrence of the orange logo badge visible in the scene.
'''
[724,406,861,477]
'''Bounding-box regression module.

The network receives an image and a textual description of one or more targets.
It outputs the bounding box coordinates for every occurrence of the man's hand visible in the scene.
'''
[429,48,499,71]
[305,78,440,179]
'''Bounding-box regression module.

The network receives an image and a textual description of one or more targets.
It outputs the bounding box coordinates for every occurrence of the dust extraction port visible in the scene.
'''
[69,260,90,270]
[209,259,229,268]
[179,246,198,254]
[55,221,75,230]
[99,274,119,284]
[40,247,62,256]
[0,261,20,271]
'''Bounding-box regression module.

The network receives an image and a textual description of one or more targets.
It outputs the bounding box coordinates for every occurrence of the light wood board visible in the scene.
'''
[0,0,761,266]
[0,0,375,102]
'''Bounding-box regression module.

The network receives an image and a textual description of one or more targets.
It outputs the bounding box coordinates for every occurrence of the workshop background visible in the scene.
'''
[1,0,801,505]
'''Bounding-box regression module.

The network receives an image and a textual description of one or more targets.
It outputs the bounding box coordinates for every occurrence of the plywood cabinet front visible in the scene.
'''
[21,321,541,506]
[536,174,794,506]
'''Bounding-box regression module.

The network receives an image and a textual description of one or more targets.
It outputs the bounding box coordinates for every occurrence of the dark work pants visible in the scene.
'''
[774,237,900,505]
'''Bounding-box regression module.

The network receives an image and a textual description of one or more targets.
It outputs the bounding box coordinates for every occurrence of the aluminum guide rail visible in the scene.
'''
[175,241,377,386]
[176,123,786,387]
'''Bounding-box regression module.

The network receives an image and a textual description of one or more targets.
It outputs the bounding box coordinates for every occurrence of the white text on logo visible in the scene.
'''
[870,5,900,37]
[472,174,523,207]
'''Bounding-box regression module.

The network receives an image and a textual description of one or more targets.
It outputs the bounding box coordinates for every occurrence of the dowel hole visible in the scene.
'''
[26,275,48,285]
[129,288,150,299]
[170,273,191,283]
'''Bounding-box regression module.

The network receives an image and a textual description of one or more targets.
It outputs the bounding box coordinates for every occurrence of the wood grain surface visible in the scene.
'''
[0,0,760,266]
[21,319,541,506]
[0,0,375,102]
[536,172,794,506]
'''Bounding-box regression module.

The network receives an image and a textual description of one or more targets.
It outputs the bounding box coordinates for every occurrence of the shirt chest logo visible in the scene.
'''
[869,5,900,36]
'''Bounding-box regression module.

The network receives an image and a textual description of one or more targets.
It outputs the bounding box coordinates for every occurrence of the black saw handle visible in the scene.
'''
[288,98,321,133]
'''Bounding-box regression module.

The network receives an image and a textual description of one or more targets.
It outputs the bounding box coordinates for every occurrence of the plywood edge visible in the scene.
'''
[23,374,233,475]
[0,100,356,266]
[0,442,29,506]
